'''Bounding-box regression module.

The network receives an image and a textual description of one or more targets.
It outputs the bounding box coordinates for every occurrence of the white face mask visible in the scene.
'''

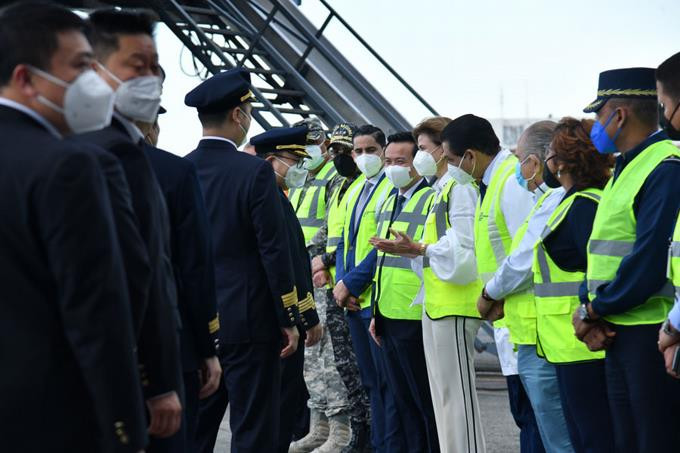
[276,157,309,189]
[355,152,383,178]
[413,149,439,177]
[97,63,162,123]
[303,144,325,170]
[29,67,114,134]
[447,154,475,185]
[385,164,414,189]
[236,108,250,147]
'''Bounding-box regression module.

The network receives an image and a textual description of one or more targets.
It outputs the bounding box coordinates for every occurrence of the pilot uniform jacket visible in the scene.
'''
[75,117,182,399]
[144,144,219,371]
[0,105,147,452]
[185,138,300,345]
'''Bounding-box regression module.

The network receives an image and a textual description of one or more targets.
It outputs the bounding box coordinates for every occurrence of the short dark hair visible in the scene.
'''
[656,52,680,100]
[0,1,87,86]
[197,102,246,128]
[87,8,156,61]
[386,131,417,157]
[606,98,659,129]
[353,124,386,148]
[441,114,500,157]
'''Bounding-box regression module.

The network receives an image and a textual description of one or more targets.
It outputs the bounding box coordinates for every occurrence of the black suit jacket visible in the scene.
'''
[279,190,320,331]
[75,118,182,399]
[0,106,147,452]
[144,144,218,371]
[186,138,300,344]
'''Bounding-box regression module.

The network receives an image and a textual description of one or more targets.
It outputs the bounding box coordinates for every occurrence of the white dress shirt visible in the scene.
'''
[0,97,61,138]
[201,135,238,148]
[485,185,565,300]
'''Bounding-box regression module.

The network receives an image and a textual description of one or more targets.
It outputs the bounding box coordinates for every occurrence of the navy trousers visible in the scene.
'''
[604,323,680,453]
[555,360,615,453]
[195,341,281,453]
[347,310,407,453]
[278,334,306,452]
[506,375,546,453]
[381,328,439,453]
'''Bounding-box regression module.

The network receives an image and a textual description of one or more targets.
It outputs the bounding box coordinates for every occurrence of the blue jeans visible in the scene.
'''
[517,345,573,453]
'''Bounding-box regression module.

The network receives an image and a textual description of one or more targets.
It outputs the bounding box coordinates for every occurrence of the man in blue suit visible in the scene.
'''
[332,125,405,452]
[185,68,303,452]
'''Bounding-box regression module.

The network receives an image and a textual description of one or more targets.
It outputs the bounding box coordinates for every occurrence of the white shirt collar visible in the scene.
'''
[367,168,384,185]
[482,148,512,186]
[0,97,62,138]
[400,178,425,200]
[433,171,452,193]
[201,136,238,148]
[113,111,144,143]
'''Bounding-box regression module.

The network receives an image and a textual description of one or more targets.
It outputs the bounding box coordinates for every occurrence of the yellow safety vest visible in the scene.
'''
[289,160,337,244]
[474,153,519,328]
[422,177,483,319]
[342,174,393,309]
[503,189,554,346]
[587,140,679,325]
[373,185,435,320]
[474,154,518,283]
[533,189,605,363]
[325,176,361,283]
[670,213,680,304]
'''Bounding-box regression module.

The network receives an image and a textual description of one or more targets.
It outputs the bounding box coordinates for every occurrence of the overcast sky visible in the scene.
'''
[156,0,680,155]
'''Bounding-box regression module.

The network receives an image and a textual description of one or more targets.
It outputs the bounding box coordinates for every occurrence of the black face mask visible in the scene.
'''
[659,102,680,141]
[333,153,357,177]
[542,160,561,189]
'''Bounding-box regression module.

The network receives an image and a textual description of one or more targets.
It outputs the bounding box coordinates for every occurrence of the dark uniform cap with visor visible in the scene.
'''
[583,67,657,113]
[184,67,255,113]
[329,122,356,148]
[250,125,311,159]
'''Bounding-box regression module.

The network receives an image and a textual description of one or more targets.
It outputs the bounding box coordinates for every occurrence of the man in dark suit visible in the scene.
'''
[0,3,147,451]
[76,8,183,440]
[185,68,303,452]
[140,105,222,452]
[251,126,324,452]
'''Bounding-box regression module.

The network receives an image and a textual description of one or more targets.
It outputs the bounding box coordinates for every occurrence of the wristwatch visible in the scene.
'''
[578,303,595,324]
[662,319,680,336]
[481,286,497,303]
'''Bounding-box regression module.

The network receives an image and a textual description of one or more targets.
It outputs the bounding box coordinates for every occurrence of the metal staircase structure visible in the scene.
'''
[142,0,438,132]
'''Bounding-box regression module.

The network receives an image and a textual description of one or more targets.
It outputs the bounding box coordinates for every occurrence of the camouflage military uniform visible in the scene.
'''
[308,174,370,426]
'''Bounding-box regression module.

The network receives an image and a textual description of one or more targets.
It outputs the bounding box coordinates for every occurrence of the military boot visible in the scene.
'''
[340,418,371,453]
[312,413,351,452]
[288,410,329,453]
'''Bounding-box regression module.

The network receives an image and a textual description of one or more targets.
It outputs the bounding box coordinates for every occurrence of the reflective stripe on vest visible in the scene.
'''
[503,189,555,346]
[373,186,434,320]
[474,154,518,283]
[669,214,680,301]
[289,161,337,243]
[587,140,680,325]
[533,189,605,363]
[422,177,484,319]
[343,174,394,309]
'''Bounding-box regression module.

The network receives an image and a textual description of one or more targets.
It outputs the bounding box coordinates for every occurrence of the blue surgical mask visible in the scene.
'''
[590,109,622,154]
[514,156,535,191]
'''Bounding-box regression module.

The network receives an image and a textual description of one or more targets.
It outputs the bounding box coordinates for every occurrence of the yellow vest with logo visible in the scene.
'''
[670,213,680,305]
[504,189,554,346]
[289,160,337,244]
[587,140,679,325]
[374,185,435,320]
[342,174,393,309]
[533,189,605,363]
[422,177,483,319]
[325,176,362,283]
